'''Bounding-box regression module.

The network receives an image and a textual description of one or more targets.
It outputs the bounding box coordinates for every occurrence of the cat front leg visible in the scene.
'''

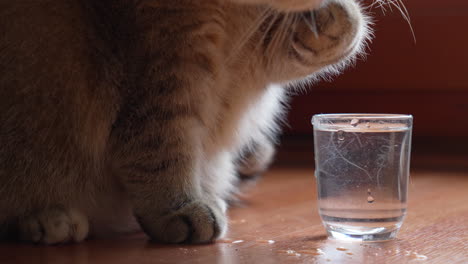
[110,106,227,243]
[107,1,232,244]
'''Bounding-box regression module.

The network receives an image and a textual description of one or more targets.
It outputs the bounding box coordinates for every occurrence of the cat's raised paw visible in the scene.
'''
[138,200,227,244]
[17,207,89,245]
[292,0,364,66]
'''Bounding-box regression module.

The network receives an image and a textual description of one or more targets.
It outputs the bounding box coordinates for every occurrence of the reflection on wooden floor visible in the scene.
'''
[1,166,467,264]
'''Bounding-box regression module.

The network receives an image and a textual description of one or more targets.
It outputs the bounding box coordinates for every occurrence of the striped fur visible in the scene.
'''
[0,0,369,244]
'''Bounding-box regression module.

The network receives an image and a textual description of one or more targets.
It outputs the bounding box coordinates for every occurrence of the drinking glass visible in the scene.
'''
[312,114,413,241]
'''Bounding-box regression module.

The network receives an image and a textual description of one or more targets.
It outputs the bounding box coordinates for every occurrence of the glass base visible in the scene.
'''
[324,223,401,242]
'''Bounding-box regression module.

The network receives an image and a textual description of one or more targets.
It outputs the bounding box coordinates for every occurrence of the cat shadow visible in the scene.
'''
[301,234,328,242]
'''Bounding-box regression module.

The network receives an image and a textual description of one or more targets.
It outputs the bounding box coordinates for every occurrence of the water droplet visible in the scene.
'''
[336,247,348,251]
[337,130,345,141]
[178,247,189,253]
[411,253,428,260]
[218,239,234,243]
[350,119,359,127]
[256,239,275,244]
[367,188,375,203]
[346,252,354,255]
[279,250,301,256]
[297,249,323,255]
[232,240,244,244]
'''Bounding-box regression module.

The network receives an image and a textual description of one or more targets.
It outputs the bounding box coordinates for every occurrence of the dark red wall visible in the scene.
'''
[286,0,468,140]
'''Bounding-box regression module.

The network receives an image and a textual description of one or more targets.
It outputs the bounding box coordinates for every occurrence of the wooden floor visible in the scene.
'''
[1,166,467,264]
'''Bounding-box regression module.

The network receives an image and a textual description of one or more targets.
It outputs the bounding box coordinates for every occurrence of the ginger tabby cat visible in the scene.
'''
[0,0,370,244]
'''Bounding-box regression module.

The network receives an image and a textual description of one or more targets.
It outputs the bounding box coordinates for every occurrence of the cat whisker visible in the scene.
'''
[387,0,395,12]
[397,0,411,21]
[301,11,319,38]
[255,12,280,53]
[388,0,416,42]
[265,14,284,62]
[226,7,273,63]
[367,0,415,43]
[267,13,293,63]
[375,0,388,14]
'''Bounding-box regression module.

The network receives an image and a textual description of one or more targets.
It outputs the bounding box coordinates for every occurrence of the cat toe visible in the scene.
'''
[17,207,89,245]
[138,200,227,244]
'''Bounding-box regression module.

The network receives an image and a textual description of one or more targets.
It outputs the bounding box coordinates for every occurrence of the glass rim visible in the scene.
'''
[312,113,413,120]
[311,113,413,131]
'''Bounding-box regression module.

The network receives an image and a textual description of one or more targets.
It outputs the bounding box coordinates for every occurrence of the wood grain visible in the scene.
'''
[1,168,467,264]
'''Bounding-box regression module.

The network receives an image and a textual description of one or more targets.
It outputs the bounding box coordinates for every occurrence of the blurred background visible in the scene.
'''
[277,0,468,170]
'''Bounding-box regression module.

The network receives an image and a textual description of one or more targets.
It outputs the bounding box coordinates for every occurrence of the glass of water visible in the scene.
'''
[311,114,413,242]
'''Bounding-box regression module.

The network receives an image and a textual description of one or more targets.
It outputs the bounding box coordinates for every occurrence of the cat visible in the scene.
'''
[0,0,370,244]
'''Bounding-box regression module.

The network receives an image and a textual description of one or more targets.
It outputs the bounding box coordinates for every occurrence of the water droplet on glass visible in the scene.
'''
[346,252,354,255]
[336,247,348,251]
[350,119,359,127]
[367,188,375,203]
[337,130,345,141]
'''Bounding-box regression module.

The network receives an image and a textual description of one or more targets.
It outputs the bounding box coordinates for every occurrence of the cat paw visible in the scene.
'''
[292,0,363,65]
[17,207,89,245]
[138,200,227,244]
